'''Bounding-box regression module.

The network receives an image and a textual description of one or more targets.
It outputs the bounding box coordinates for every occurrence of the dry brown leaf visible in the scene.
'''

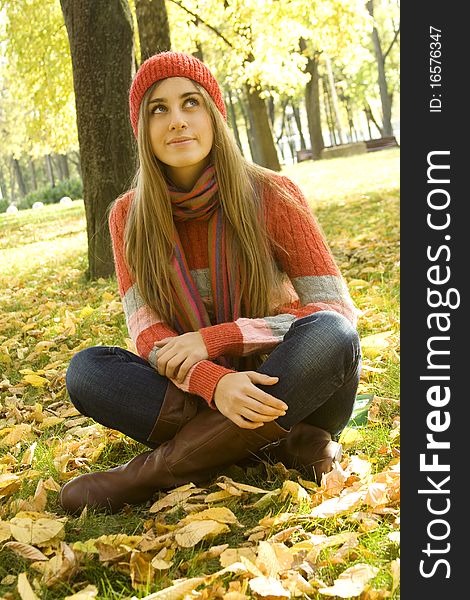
[175,520,230,548]
[361,331,394,358]
[185,543,228,566]
[348,456,373,480]
[223,592,249,600]
[10,515,66,547]
[38,416,65,430]
[217,477,268,495]
[281,571,316,595]
[0,520,12,542]
[20,442,37,466]
[307,532,359,563]
[179,506,240,526]
[364,483,389,507]
[318,563,379,597]
[1,424,35,447]
[204,490,234,503]
[151,557,174,570]
[134,576,205,600]
[22,374,48,388]
[3,541,49,561]
[41,542,80,588]
[63,584,99,599]
[43,477,61,492]
[256,541,283,577]
[249,576,290,598]
[0,473,21,497]
[17,572,40,600]
[130,550,154,589]
[149,483,201,513]
[309,490,365,518]
[319,462,348,497]
[279,480,311,505]
[220,547,257,568]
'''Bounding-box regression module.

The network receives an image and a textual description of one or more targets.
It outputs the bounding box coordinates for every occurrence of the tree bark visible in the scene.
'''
[59,154,70,179]
[322,77,337,146]
[291,104,307,151]
[60,0,135,279]
[239,98,256,163]
[244,84,280,171]
[12,158,27,197]
[303,48,324,160]
[29,158,37,190]
[324,54,344,144]
[44,154,55,187]
[135,0,171,62]
[367,0,393,136]
[226,88,244,154]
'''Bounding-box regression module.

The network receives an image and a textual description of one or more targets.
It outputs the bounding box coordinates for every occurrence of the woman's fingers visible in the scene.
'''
[239,407,278,423]
[232,415,265,429]
[175,357,195,383]
[243,396,285,417]
[249,387,288,412]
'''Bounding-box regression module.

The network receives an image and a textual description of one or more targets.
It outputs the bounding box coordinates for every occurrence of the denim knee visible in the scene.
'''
[288,311,361,366]
[65,347,104,414]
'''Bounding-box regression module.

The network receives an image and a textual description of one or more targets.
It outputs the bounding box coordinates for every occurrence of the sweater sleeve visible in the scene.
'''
[108,193,235,406]
[198,176,358,360]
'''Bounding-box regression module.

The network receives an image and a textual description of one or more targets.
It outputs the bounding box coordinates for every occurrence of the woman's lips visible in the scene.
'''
[168,138,194,146]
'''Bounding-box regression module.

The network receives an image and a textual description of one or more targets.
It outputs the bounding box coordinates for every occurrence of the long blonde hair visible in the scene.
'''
[121,79,296,326]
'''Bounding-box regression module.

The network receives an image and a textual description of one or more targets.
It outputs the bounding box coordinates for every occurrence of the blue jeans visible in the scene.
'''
[65,311,361,448]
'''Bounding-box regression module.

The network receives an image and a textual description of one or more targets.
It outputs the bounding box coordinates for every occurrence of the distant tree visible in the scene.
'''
[366,0,400,136]
[60,0,136,279]
[135,0,172,61]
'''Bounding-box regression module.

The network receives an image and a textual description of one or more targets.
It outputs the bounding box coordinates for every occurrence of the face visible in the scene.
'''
[147,77,214,190]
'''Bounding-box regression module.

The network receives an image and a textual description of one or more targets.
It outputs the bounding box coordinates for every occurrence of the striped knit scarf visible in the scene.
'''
[168,165,241,334]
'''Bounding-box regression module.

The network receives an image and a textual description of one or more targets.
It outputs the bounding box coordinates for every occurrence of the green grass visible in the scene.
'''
[0,148,400,599]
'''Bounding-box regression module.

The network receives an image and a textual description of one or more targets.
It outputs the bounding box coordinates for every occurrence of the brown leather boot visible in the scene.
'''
[264,422,342,482]
[59,403,289,514]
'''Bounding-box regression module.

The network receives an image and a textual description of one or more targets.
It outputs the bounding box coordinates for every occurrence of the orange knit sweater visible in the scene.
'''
[108,175,357,405]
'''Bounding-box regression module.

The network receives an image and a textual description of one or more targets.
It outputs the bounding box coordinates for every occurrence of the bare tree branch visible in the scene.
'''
[167,0,234,48]
[383,24,400,62]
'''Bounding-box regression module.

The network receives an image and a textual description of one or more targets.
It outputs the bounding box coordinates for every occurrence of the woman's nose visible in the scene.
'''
[169,110,187,130]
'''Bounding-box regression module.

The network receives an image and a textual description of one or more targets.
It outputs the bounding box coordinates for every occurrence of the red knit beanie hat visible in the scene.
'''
[129,51,226,138]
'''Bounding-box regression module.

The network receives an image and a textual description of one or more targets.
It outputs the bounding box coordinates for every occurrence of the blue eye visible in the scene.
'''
[151,104,167,114]
[185,97,199,107]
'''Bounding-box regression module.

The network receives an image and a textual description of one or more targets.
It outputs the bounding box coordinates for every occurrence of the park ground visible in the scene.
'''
[0,148,399,599]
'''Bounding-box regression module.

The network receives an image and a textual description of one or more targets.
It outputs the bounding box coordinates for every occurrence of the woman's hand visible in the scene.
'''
[214,371,288,429]
[155,332,209,383]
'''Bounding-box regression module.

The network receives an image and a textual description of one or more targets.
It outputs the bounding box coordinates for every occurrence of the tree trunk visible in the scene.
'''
[244,83,280,171]
[135,0,171,61]
[324,54,344,144]
[59,154,70,179]
[45,154,55,187]
[267,95,275,128]
[322,77,336,146]
[0,170,8,202]
[239,98,256,163]
[12,158,27,197]
[29,158,38,190]
[303,49,324,160]
[60,0,136,279]
[226,87,244,154]
[367,0,393,136]
[291,104,307,151]
[70,150,82,178]
[364,101,382,137]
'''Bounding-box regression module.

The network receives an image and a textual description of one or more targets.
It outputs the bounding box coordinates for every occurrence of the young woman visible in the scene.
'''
[60,51,361,514]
